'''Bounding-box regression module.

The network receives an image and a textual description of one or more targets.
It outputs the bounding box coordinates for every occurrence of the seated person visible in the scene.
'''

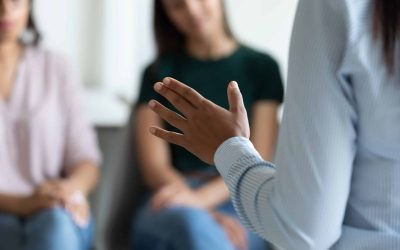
[0,1,101,249]
[130,0,284,249]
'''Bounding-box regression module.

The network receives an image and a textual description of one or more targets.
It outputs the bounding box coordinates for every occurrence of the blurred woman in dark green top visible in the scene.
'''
[131,0,283,249]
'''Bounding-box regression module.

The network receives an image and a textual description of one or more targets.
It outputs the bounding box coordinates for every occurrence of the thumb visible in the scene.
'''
[227,81,245,113]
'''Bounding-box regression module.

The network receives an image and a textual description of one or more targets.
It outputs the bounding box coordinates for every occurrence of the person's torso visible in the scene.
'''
[332,1,400,248]
[0,47,70,195]
[153,46,281,173]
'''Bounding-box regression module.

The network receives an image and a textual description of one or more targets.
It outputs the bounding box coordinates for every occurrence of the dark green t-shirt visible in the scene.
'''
[136,45,284,172]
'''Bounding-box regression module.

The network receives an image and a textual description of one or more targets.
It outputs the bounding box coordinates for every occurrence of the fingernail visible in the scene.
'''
[163,77,171,86]
[149,100,156,108]
[150,128,156,134]
[230,81,239,89]
[154,82,163,91]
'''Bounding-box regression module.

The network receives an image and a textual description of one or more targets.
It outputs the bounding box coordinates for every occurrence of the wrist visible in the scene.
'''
[62,178,89,197]
[68,191,87,205]
[162,173,188,189]
[194,189,218,210]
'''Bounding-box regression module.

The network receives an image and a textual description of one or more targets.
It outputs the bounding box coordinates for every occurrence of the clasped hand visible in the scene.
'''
[21,180,89,227]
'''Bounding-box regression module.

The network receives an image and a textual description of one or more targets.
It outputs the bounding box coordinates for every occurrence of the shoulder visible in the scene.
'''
[25,46,80,96]
[25,46,76,82]
[138,53,181,103]
[142,52,181,82]
[238,45,281,77]
[239,45,280,68]
[296,0,372,44]
[343,0,373,44]
[26,46,70,67]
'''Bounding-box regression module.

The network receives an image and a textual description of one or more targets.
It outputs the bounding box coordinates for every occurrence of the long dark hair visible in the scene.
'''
[24,0,41,46]
[154,0,234,58]
[373,0,400,72]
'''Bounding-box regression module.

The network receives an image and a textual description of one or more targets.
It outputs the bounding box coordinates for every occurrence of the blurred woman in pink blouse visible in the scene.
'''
[0,0,101,250]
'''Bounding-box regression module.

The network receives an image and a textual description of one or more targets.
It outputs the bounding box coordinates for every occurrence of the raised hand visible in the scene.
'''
[149,77,250,165]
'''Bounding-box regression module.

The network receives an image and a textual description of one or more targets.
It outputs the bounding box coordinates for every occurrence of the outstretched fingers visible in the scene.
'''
[154,82,195,116]
[162,77,205,108]
[149,100,187,131]
[227,81,245,114]
[149,126,186,148]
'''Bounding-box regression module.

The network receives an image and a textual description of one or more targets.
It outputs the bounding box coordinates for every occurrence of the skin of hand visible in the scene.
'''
[64,191,90,227]
[37,180,70,202]
[18,187,60,217]
[148,77,250,165]
[150,182,206,211]
[36,179,90,225]
[211,211,249,250]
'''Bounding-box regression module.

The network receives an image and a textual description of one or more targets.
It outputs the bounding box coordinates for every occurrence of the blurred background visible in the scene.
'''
[35,0,297,127]
[34,0,298,249]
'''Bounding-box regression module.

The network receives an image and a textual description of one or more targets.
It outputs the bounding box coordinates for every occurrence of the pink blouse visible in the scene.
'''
[0,47,101,196]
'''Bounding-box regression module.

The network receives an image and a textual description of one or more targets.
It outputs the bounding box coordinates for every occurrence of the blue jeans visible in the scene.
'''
[0,207,93,250]
[130,178,268,250]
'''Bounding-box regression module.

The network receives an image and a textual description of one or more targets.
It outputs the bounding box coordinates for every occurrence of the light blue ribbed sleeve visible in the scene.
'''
[214,0,359,249]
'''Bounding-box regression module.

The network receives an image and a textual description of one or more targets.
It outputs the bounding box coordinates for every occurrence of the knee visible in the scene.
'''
[25,207,84,250]
[134,206,213,236]
[0,214,21,233]
[132,207,214,248]
[165,207,213,235]
[36,207,71,225]
[161,207,234,250]
[30,207,77,238]
[0,214,22,249]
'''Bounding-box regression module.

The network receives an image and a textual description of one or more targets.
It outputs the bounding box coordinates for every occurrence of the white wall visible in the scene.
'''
[226,0,298,81]
[34,0,298,126]
[35,0,102,85]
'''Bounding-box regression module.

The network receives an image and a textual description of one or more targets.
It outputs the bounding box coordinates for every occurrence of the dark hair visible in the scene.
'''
[373,0,400,72]
[154,0,234,57]
[21,0,41,46]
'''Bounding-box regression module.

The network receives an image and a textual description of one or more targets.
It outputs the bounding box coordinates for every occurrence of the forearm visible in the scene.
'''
[195,177,230,210]
[143,165,186,191]
[65,161,99,196]
[250,102,280,161]
[215,137,275,238]
[136,106,185,191]
[0,193,26,216]
[251,128,278,161]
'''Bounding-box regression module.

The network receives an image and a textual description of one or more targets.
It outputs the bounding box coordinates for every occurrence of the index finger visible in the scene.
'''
[162,77,205,108]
